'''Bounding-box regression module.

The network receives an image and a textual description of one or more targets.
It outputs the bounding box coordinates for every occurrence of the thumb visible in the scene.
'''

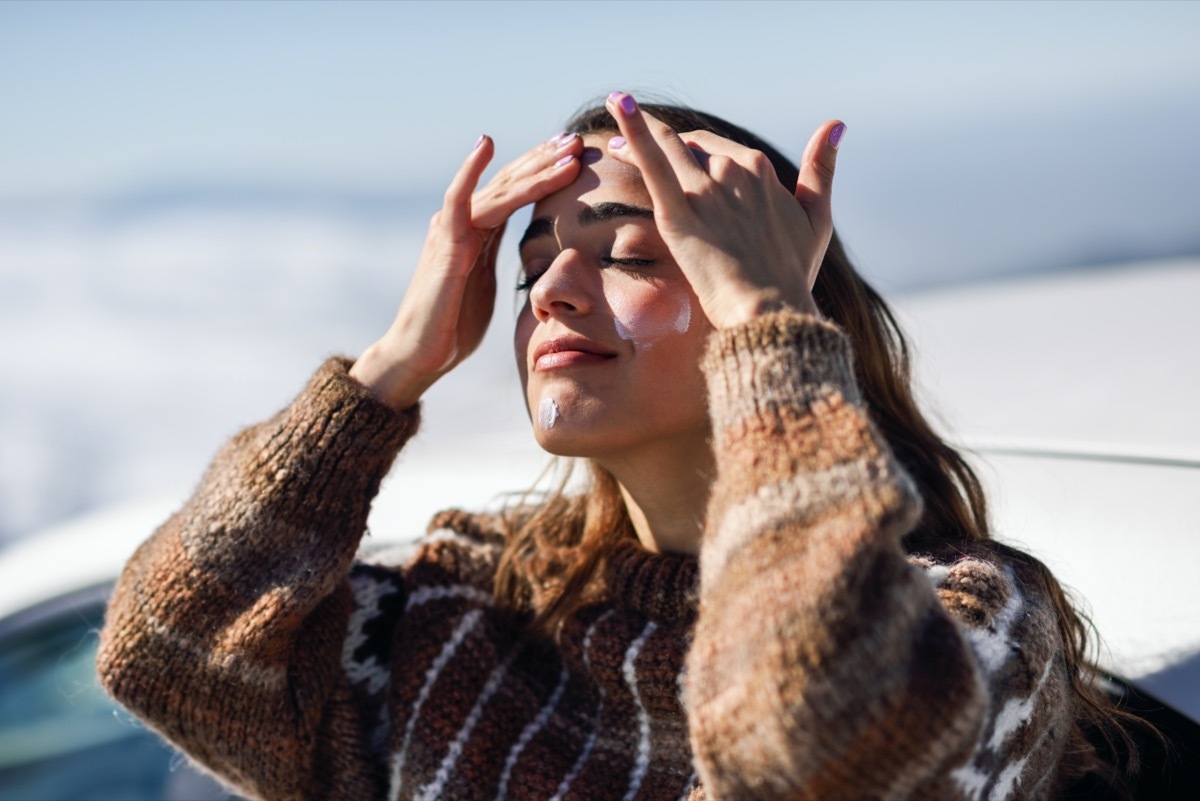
[794,120,844,212]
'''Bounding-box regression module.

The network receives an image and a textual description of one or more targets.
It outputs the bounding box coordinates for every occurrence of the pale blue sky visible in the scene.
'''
[2,0,1197,197]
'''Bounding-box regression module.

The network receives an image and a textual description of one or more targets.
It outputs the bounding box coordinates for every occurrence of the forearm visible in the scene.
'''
[97,357,419,799]
[687,312,987,800]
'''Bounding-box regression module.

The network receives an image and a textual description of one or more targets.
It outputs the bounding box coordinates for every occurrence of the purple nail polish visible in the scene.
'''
[555,132,577,149]
[547,131,567,144]
[828,123,846,150]
[608,91,623,104]
[608,136,627,150]
[619,94,637,115]
[555,154,574,168]
[473,134,485,150]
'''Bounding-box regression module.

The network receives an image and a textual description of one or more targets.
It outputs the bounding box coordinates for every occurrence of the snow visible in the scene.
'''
[0,199,546,544]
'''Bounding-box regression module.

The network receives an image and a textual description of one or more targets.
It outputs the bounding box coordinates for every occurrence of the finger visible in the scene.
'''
[471,137,582,230]
[604,92,705,217]
[463,223,504,312]
[474,222,507,274]
[794,120,844,211]
[444,135,495,231]
[677,130,776,178]
[489,131,582,185]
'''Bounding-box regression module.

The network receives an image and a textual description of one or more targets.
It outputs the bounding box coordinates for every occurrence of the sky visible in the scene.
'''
[1,0,1199,542]
[3,0,1198,286]
[2,0,1198,198]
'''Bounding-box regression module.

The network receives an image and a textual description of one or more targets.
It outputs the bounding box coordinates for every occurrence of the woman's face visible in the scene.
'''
[514,134,714,462]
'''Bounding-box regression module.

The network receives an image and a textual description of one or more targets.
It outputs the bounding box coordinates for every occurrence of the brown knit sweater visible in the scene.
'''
[97,312,1072,801]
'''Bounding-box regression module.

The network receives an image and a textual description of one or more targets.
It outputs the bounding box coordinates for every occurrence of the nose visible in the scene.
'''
[528,250,595,323]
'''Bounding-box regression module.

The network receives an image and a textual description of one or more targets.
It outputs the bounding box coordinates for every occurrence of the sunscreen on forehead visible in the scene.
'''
[538,397,560,429]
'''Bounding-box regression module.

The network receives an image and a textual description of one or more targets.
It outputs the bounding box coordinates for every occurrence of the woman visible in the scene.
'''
[97,93,1132,800]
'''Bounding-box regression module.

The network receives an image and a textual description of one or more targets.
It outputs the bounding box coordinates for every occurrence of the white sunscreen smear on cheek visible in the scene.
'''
[612,293,692,349]
[538,397,560,429]
[673,300,692,334]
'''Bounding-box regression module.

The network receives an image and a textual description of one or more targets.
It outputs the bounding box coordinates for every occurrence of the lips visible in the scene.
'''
[533,335,617,371]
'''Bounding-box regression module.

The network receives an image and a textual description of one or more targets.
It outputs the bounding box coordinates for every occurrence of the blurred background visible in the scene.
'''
[1,0,1198,546]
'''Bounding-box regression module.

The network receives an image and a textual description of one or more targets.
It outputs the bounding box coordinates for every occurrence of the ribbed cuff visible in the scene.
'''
[249,356,422,509]
[702,311,860,435]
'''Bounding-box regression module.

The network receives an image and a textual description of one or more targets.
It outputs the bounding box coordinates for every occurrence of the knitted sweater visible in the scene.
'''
[97,312,1072,801]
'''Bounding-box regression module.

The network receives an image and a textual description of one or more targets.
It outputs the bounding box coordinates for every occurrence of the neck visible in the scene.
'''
[598,436,715,557]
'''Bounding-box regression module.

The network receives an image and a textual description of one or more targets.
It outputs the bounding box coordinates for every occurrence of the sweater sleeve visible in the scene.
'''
[685,312,1071,801]
[96,357,420,801]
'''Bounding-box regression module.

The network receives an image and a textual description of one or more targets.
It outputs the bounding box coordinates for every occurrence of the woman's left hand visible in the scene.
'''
[603,91,843,328]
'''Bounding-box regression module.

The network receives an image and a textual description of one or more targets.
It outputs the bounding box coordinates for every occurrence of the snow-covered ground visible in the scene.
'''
[0,197,548,544]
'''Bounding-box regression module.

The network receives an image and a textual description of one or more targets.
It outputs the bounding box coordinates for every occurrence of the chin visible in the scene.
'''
[531,426,596,459]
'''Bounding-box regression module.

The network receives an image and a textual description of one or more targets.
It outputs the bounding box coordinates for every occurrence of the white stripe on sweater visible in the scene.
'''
[388,610,483,801]
[550,719,601,801]
[583,610,615,675]
[922,563,951,589]
[676,662,689,712]
[405,583,495,611]
[950,763,988,801]
[963,567,1024,675]
[342,570,400,695]
[989,671,1059,801]
[988,755,1029,801]
[622,621,658,801]
[423,527,503,550]
[415,646,522,801]
[987,658,1054,751]
[493,665,571,801]
[548,610,615,801]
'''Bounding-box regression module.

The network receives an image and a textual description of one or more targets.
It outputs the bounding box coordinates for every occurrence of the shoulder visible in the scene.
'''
[908,545,1062,678]
[356,508,507,590]
[908,544,1075,797]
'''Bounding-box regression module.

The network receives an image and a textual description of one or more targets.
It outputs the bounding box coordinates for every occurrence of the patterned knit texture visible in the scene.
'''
[97,313,1071,801]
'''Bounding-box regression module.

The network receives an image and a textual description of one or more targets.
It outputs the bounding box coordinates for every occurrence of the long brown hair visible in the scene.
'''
[493,101,1144,793]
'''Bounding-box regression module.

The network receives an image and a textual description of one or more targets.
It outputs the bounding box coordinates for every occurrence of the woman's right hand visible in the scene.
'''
[351,133,583,410]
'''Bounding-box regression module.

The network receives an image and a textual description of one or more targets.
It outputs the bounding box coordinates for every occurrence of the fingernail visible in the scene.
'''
[828,123,846,150]
[555,154,574,168]
[555,132,578,149]
[608,136,627,150]
[547,131,567,144]
[607,91,637,115]
[473,134,485,150]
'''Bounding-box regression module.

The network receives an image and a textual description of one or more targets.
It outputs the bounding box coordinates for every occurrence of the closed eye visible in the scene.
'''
[516,257,658,293]
[601,257,656,268]
[515,269,546,293]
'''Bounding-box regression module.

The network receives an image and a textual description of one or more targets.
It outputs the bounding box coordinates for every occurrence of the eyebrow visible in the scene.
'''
[519,202,654,251]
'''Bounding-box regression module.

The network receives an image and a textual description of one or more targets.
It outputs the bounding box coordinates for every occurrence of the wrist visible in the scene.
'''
[714,288,820,328]
[349,343,432,411]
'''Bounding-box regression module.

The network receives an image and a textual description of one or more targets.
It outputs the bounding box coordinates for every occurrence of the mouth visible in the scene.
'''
[533,336,618,372]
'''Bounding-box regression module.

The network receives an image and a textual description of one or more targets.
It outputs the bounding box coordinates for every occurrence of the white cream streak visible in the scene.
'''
[538,397,560,429]
[612,294,691,349]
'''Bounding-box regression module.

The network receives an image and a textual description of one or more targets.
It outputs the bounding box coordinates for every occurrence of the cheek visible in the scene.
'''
[606,282,694,348]
[514,306,535,388]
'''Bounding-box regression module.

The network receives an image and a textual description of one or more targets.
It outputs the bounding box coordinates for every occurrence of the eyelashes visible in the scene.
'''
[516,257,657,293]
[603,257,656,268]
[515,270,545,293]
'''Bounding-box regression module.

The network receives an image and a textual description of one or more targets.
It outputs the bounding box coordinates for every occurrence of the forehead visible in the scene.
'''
[531,135,652,217]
